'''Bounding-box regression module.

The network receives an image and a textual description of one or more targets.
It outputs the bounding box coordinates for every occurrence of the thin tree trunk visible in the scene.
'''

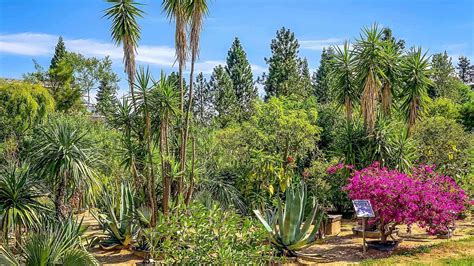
[185,137,196,205]
[160,118,171,216]
[180,53,197,197]
[145,112,157,226]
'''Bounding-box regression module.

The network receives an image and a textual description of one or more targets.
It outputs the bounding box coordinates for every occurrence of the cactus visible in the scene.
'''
[253,182,324,256]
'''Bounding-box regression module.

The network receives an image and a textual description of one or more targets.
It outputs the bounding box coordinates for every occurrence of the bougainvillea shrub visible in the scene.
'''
[341,162,468,242]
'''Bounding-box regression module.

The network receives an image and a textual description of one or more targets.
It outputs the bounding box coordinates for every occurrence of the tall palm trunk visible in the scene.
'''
[144,112,157,226]
[407,98,418,135]
[185,137,196,205]
[123,37,137,110]
[344,95,352,122]
[361,71,379,133]
[381,81,392,116]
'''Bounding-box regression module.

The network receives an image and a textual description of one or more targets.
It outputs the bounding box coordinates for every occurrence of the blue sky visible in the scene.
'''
[1,0,473,96]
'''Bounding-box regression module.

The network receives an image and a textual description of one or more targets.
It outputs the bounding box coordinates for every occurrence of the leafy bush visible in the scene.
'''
[344,163,468,242]
[412,116,471,189]
[144,203,274,264]
[459,100,474,131]
[0,80,54,140]
[425,97,460,120]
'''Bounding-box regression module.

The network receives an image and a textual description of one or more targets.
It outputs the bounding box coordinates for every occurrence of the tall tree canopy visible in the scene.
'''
[313,47,335,103]
[263,27,308,99]
[456,56,471,83]
[209,65,237,127]
[225,38,257,120]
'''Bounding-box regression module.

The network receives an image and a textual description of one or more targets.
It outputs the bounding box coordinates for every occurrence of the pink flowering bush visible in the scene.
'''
[343,162,468,243]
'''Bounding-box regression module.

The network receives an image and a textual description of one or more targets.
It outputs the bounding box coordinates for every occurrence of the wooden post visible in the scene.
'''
[362,217,367,254]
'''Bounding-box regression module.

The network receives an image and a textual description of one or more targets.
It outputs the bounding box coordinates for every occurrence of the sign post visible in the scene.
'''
[352,200,375,254]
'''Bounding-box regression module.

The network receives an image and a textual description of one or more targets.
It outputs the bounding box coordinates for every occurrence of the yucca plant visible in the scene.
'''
[0,164,49,243]
[92,182,138,249]
[0,217,98,266]
[253,181,325,256]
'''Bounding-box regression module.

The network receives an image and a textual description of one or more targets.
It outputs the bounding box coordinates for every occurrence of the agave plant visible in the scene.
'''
[0,217,98,266]
[92,182,138,249]
[253,181,325,256]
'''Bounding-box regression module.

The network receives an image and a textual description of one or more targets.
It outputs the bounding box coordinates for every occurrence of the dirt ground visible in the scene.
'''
[81,211,474,265]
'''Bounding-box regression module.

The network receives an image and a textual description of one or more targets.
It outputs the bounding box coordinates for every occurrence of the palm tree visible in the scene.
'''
[400,47,432,134]
[0,165,48,245]
[151,72,180,215]
[162,0,189,197]
[182,0,208,196]
[31,121,100,218]
[353,24,386,133]
[332,41,357,122]
[133,67,158,225]
[104,0,144,110]
[380,40,401,116]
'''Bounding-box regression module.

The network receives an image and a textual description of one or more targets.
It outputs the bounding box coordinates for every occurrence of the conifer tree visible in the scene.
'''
[457,56,471,83]
[96,79,118,118]
[50,36,67,70]
[312,47,335,103]
[225,38,257,119]
[192,72,214,125]
[209,65,237,127]
[263,27,307,99]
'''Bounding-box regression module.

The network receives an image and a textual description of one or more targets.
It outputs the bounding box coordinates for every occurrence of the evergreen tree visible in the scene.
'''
[312,47,335,103]
[299,58,312,96]
[209,65,237,127]
[192,72,214,125]
[429,51,455,98]
[96,79,118,118]
[263,27,307,99]
[381,27,405,51]
[225,38,257,119]
[50,36,67,70]
[457,56,471,83]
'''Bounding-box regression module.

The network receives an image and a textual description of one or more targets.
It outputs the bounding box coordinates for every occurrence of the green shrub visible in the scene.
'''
[144,203,275,264]
[412,116,471,192]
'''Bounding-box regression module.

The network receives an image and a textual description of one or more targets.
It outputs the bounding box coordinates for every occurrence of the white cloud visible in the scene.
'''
[0,32,177,67]
[0,32,267,78]
[300,38,343,51]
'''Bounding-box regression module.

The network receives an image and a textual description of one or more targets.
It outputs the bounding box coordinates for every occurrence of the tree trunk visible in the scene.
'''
[180,54,197,197]
[381,82,392,117]
[160,119,171,216]
[55,176,67,219]
[345,96,352,122]
[185,138,196,205]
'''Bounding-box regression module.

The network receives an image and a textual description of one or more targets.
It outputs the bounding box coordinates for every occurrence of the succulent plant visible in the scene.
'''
[254,181,324,256]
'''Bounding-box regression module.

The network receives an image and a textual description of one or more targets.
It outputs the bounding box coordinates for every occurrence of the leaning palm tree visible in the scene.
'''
[31,121,100,218]
[162,0,189,197]
[332,41,357,122]
[150,72,180,215]
[181,0,209,196]
[380,40,401,116]
[104,0,144,110]
[353,24,386,133]
[0,165,49,245]
[400,47,432,134]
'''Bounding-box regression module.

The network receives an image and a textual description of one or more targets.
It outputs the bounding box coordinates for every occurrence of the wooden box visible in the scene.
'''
[325,214,342,235]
